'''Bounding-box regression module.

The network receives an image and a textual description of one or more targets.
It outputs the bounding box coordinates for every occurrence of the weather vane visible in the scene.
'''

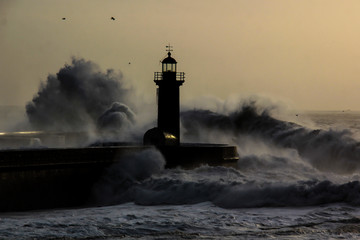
[166,44,173,53]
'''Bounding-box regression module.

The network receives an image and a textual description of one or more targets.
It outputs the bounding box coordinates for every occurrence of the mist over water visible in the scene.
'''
[4,57,360,210]
[3,59,360,239]
[91,148,166,206]
[182,100,360,175]
[87,96,360,209]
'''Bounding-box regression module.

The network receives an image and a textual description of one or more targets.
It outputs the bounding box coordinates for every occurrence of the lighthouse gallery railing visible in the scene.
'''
[154,72,185,82]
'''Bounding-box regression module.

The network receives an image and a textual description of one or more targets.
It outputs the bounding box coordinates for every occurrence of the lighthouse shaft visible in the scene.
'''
[155,72,184,144]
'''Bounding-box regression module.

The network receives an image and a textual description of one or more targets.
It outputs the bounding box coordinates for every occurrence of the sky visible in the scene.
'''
[1,0,360,111]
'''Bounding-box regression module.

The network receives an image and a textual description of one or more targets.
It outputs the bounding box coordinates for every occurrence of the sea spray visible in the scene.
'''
[25,57,141,142]
[18,57,360,210]
[181,100,360,174]
[25,58,131,128]
[91,148,165,206]
[97,102,136,140]
[87,97,360,209]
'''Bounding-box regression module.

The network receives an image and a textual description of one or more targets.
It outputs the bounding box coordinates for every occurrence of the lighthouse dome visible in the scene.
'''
[162,52,177,64]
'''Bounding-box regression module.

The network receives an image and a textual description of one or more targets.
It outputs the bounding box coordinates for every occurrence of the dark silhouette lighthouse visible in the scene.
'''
[144,46,185,146]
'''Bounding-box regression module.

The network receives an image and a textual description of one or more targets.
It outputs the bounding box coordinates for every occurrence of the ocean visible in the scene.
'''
[1,109,360,239]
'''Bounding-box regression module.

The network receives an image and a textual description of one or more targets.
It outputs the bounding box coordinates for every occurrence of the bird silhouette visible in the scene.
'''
[111,17,115,20]
[62,17,66,20]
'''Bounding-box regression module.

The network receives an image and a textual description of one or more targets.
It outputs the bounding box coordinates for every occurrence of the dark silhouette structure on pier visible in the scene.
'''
[155,51,184,144]
[144,46,184,145]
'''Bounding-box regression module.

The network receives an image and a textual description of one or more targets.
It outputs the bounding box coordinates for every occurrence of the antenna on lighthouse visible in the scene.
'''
[166,44,173,53]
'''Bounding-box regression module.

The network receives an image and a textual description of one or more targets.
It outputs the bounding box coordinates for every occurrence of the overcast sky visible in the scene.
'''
[1,0,360,111]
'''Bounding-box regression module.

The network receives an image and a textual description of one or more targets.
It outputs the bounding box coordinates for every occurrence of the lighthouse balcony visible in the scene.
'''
[154,72,185,82]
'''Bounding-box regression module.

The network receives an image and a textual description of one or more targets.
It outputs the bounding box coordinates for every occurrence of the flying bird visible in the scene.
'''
[62,17,66,20]
[111,17,115,20]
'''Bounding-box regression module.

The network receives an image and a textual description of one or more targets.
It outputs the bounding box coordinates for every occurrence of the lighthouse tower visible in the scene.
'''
[144,46,185,146]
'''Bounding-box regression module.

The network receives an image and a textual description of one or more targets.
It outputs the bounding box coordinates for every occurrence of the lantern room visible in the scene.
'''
[162,52,177,72]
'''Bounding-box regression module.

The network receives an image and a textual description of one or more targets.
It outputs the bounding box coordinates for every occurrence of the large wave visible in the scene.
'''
[91,98,359,209]
[20,58,360,208]
[25,57,143,142]
[91,160,360,208]
[181,100,360,174]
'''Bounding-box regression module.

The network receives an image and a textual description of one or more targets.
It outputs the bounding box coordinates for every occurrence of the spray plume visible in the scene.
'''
[26,58,136,138]
[181,99,360,174]
[20,57,360,208]
[91,148,165,206]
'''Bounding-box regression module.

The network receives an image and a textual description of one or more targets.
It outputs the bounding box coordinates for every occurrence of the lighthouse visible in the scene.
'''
[144,46,185,146]
[141,47,237,170]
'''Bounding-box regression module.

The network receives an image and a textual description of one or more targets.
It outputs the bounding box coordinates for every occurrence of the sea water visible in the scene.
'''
[2,110,360,239]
